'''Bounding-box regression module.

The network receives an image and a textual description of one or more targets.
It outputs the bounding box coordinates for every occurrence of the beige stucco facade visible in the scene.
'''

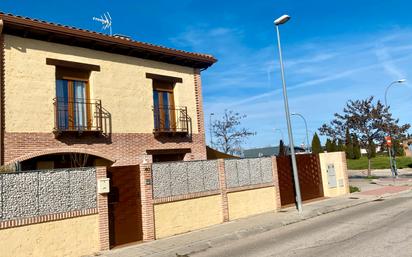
[227,187,277,220]
[153,195,222,238]
[319,152,350,197]
[4,35,199,134]
[0,214,99,257]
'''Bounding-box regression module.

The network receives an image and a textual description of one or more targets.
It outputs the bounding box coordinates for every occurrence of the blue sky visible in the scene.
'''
[1,1,412,149]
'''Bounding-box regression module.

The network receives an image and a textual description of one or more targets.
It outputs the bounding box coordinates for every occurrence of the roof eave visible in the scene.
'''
[0,13,217,69]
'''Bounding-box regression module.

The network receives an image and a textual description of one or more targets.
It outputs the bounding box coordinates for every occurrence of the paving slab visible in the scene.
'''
[360,186,411,196]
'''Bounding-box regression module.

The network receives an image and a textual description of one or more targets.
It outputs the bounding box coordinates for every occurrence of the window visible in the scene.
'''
[153,80,176,132]
[55,67,91,131]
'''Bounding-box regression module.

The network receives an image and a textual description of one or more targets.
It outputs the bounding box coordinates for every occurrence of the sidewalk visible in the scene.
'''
[348,168,412,178]
[91,186,411,257]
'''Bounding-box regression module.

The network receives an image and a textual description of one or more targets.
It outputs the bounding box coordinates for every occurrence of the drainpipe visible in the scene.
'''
[0,19,4,165]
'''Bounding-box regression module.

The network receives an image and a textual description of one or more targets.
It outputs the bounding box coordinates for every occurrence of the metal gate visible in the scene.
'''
[276,154,324,206]
[108,165,143,248]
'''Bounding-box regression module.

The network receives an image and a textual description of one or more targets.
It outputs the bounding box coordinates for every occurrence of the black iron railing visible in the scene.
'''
[53,98,111,136]
[153,105,191,135]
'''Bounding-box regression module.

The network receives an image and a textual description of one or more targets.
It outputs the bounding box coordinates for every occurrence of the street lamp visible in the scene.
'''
[209,113,215,147]
[291,113,310,153]
[274,14,303,213]
[384,79,406,177]
[385,79,406,107]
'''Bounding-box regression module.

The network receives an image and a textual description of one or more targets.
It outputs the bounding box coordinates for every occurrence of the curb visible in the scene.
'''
[371,179,412,187]
[149,198,381,257]
[97,190,412,257]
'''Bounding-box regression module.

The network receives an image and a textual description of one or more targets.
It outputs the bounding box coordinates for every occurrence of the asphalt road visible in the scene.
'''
[191,193,412,257]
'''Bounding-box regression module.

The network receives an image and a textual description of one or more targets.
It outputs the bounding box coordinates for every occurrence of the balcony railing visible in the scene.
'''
[53,98,111,136]
[153,105,191,135]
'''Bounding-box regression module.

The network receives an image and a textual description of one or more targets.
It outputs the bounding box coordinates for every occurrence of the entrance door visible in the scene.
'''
[108,166,143,247]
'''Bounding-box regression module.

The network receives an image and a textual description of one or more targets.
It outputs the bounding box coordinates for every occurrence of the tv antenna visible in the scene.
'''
[93,12,112,35]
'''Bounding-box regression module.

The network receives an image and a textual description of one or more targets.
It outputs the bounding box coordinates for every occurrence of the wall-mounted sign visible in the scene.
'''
[97,178,110,194]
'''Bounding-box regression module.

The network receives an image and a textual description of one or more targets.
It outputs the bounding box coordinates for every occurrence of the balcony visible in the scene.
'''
[53,98,111,137]
[153,105,191,136]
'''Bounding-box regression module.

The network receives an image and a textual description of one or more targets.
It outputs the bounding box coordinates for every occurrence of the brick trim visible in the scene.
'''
[217,159,229,222]
[193,69,205,135]
[271,156,281,210]
[4,132,207,166]
[226,182,275,193]
[7,147,116,164]
[153,190,220,204]
[0,34,4,165]
[140,164,155,241]
[0,208,97,230]
[96,166,110,251]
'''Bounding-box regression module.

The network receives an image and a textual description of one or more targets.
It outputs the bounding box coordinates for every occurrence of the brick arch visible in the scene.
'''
[7,148,116,165]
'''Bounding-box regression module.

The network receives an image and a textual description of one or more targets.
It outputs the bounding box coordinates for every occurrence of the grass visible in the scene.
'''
[347,156,412,170]
[349,185,361,193]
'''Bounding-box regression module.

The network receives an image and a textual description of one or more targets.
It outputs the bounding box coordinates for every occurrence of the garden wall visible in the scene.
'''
[151,158,280,238]
[0,167,102,257]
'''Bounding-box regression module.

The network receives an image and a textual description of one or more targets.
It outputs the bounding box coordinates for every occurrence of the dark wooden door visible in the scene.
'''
[108,166,143,247]
[276,154,324,206]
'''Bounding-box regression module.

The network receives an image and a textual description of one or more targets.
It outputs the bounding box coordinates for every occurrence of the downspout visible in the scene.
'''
[0,19,4,165]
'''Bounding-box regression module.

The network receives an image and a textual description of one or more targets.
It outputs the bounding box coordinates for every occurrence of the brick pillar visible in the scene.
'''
[96,166,110,251]
[271,156,282,210]
[217,159,229,222]
[193,69,207,160]
[0,34,4,165]
[140,163,155,241]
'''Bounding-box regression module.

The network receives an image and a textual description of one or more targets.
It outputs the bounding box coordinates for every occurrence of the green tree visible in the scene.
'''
[311,133,322,154]
[331,139,338,152]
[325,138,333,152]
[368,141,376,158]
[345,127,354,159]
[278,139,286,156]
[319,96,410,175]
[337,139,344,152]
[393,139,405,157]
[352,134,361,159]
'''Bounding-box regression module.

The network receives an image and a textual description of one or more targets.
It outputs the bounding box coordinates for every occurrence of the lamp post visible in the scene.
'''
[274,14,303,213]
[384,79,406,177]
[209,113,215,147]
[291,113,310,153]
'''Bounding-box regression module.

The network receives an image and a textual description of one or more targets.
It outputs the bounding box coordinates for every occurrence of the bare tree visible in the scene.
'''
[319,96,410,175]
[70,153,89,168]
[212,110,255,155]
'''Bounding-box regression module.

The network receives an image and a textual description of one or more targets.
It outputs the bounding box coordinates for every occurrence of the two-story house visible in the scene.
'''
[0,13,216,171]
[0,12,218,250]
